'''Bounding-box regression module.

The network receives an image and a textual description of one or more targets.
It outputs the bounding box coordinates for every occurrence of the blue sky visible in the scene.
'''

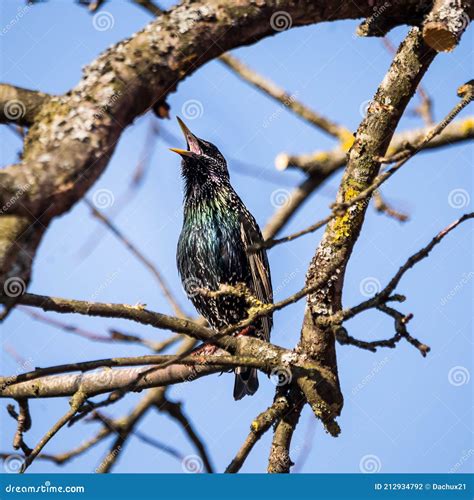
[0,1,472,474]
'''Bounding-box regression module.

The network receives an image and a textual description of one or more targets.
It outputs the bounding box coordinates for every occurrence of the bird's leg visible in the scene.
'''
[236,325,256,337]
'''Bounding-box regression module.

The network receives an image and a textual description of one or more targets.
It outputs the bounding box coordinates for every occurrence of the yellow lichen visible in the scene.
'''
[331,184,364,243]
[460,117,474,135]
[313,151,330,163]
[339,129,355,152]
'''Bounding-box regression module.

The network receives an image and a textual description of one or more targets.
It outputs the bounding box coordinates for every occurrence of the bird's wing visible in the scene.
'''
[239,214,273,342]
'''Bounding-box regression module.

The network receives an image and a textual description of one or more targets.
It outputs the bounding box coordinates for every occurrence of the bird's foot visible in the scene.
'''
[192,343,218,357]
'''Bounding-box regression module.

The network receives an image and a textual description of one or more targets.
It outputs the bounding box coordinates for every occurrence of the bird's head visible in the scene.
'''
[170,117,229,190]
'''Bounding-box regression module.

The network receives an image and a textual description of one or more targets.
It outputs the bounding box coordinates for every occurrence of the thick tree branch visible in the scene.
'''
[0,0,462,297]
[423,0,472,51]
[262,116,472,240]
[260,84,472,251]
[295,27,439,439]
[267,388,304,473]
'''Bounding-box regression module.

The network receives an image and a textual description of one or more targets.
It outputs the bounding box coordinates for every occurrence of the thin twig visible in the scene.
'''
[219,54,353,144]
[225,395,290,473]
[21,389,87,472]
[157,398,214,473]
[84,199,187,318]
[259,86,473,251]
[320,212,474,326]
[373,190,409,222]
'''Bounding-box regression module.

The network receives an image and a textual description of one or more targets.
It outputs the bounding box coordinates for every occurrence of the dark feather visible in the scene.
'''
[174,119,273,399]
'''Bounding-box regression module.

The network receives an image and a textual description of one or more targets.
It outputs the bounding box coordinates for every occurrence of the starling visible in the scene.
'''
[171,117,273,400]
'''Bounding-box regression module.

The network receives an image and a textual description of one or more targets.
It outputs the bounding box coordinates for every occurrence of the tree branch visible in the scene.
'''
[276,116,473,174]
[21,389,87,472]
[295,27,439,439]
[219,54,353,144]
[423,0,472,51]
[225,394,290,473]
[267,388,304,473]
[0,84,50,126]
[259,86,472,251]
[0,0,461,297]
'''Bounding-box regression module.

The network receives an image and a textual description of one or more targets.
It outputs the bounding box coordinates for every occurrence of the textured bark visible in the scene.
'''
[0,0,472,474]
[267,389,304,473]
[0,84,50,126]
[423,0,472,51]
[0,0,455,297]
[277,117,474,175]
[296,28,438,437]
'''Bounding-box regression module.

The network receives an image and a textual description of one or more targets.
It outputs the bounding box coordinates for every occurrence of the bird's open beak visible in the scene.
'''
[169,147,194,157]
[169,117,202,157]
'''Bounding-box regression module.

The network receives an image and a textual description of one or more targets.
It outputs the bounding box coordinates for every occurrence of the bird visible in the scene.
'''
[170,117,273,400]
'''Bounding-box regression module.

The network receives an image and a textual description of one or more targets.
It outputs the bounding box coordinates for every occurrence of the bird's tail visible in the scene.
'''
[233,367,259,400]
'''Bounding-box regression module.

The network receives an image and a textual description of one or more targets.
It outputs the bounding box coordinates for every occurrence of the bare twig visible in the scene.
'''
[377,305,430,356]
[219,54,353,144]
[7,399,32,455]
[225,395,290,473]
[157,398,214,473]
[260,85,473,251]
[21,389,87,472]
[84,199,186,318]
[315,212,474,331]
[373,190,409,222]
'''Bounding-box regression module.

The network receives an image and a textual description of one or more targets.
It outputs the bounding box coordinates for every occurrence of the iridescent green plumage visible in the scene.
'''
[172,118,273,400]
